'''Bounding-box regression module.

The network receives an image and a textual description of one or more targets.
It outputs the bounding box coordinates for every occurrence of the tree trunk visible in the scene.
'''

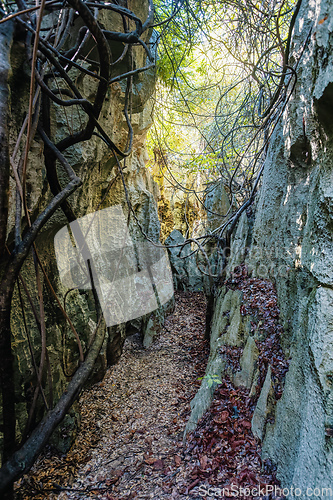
[0,318,105,493]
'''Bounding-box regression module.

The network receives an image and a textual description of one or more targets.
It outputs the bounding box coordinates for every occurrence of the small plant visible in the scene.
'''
[198,374,223,388]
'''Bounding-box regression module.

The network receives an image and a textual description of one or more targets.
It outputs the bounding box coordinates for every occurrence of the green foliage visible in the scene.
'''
[150,0,296,200]
[198,374,223,388]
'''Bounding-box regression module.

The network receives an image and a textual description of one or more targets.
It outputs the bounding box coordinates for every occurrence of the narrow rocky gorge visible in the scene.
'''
[16,292,209,499]
[17,292,283,500]
[1,0,333,496]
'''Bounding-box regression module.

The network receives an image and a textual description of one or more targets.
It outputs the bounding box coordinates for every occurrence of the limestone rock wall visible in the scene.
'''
[246,0,333,488]
[6,0,160,451]
[149,156,203,242]
[187,0,333,490]
[164,181,231,293]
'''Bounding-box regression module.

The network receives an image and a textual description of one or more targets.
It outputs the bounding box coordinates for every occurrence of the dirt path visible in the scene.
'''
[17,292,209,500]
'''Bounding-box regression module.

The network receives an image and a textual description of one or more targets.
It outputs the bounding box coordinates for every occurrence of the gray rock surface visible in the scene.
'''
[185,287,227,434]
[165,229,204,291]
[204,181,231,232]
[226,211,249,274]
[234,336,259,389]
[245,0,333,489]
[222,289,250,347]
[187,0,333,491]
[185,287,250,434]
[251,366,273,441]
[6,0,166,451]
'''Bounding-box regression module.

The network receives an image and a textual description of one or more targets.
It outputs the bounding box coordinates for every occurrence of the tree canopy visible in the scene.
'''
[150,0,299,214]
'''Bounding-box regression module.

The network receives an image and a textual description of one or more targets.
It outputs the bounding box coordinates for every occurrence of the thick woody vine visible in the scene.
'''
[0,0,153,496]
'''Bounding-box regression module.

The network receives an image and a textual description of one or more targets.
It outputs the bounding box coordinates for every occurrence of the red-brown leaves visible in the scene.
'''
[183,266,289,495]
[185,378,279,492]
[226,264,289,401]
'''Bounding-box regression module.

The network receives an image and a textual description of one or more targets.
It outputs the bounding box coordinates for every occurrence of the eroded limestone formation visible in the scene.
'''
[187,0,333,490]
[5,0,164,451]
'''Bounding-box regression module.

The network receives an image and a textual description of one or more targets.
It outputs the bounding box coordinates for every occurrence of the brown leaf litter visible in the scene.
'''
[15,292,208,499]
[15,285,286,500]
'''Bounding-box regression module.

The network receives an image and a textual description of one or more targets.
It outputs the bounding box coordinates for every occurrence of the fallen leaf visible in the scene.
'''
[200,455,208,469]
[213,410,229,424]
[153,459,164,470]
[186,478,200,494]
[319,15,328,24]
[105,470,123,485]
[239,419,251,429]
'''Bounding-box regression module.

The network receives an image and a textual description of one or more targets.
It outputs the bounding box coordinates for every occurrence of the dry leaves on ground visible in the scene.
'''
[16,284,286,500]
